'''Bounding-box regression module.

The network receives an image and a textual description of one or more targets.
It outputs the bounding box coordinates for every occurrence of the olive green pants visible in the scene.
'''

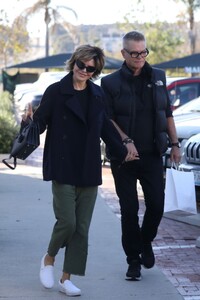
[48,181,97,275]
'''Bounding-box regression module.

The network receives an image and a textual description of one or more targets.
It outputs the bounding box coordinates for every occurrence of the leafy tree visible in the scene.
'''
[117,20,184,64]
[0,92,19,153]
[143,22,184,64]
[0,10,29,68]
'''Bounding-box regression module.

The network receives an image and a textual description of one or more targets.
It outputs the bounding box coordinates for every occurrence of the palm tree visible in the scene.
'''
[177,0,200,53]
[15,0,78,57]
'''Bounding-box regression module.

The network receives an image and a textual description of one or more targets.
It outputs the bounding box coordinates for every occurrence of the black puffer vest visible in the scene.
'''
[101,62,170,156]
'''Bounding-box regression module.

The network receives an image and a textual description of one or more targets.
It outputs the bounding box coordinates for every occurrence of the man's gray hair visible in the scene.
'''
[123,31,146,44]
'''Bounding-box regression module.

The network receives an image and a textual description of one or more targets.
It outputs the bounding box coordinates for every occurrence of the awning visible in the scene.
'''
[6,53,123,70]
[153,53,200,73]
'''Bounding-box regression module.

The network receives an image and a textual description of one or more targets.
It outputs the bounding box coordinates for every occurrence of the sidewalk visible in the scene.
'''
[0,161,183,299]
[100,165,200,300]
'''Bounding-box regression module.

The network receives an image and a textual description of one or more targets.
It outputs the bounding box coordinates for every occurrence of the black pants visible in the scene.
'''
[110,154,164,265]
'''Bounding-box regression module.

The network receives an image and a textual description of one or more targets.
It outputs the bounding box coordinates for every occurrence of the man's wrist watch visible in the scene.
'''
[123,137,134,145]
[171,142,181,148]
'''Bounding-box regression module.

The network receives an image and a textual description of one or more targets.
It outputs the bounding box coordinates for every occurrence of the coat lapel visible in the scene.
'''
[60,72,103,125]
[66,94,87,124]
[60,73,86,123]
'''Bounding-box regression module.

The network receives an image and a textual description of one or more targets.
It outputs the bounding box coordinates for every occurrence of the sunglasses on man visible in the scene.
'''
[123,48,149,58]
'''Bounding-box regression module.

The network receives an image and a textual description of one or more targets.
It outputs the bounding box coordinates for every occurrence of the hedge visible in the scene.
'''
[0,92,19,153]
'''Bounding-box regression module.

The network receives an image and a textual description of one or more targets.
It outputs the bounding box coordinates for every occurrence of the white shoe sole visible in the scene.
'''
[59,280,81,296]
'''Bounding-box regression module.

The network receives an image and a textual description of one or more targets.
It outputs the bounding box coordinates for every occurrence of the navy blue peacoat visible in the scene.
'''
[33,72,127,186]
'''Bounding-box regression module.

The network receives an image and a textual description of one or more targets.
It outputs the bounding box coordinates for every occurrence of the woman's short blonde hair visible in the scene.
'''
[66,44,105,79]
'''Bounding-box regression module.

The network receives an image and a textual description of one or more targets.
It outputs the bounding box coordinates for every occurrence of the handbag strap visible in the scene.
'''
[2,156,17,170]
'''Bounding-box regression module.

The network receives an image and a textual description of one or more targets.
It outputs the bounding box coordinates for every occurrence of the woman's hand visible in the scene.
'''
[22,103,33,122]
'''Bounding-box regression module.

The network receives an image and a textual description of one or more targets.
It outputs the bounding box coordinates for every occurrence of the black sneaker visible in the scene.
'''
[141,243,155,269]
[126,259,141,281]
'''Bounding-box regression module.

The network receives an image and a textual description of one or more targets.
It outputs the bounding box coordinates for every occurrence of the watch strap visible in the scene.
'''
[171,142,180,148]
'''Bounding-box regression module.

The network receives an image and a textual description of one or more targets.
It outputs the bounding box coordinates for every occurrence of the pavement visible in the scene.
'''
[0,153,184,300]
[101,164,200,300]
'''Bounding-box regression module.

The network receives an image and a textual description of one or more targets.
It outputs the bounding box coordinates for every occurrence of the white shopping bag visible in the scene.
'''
[164,167,197,214]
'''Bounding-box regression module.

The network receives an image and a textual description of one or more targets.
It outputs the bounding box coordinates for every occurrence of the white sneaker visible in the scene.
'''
[59,279,81,296]
[39,253,54,289]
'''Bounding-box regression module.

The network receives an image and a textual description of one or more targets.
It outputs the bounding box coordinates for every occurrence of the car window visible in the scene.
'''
[169,83,199,106]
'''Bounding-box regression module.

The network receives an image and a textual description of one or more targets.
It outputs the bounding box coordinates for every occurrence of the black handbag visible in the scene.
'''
[2,120,40,170]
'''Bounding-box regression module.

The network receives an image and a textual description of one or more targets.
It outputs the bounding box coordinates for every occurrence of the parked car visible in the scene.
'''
[15,71,68,112]
[17,91,43,113]
[15,72,108,113]
[163,97,200,170]
[14,71,67,101]
[179,133,200,187]
[166,77,200,110]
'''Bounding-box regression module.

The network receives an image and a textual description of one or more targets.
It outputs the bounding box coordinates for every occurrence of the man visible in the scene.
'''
[101,31,181,281]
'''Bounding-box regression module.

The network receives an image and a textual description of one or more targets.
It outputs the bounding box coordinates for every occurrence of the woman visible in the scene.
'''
[24,45,131,297]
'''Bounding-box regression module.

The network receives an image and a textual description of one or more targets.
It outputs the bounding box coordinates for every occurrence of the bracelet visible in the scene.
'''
[123,137,134,145]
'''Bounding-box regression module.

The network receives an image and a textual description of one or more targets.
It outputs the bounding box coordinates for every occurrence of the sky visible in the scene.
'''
[1,0,200,35]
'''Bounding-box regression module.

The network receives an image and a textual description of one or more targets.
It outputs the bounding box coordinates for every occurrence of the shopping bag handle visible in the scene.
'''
[2,157,17,170]
[171,162,180,170]
[171,162,184,172]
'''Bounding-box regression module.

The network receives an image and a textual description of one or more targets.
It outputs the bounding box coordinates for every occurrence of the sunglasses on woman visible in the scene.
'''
[76,60,96,73]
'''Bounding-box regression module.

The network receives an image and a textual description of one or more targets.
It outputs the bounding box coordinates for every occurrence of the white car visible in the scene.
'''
[179,133,200,187]
[163,97,200,170]
[15,71,108,113]
[15,71,68,112]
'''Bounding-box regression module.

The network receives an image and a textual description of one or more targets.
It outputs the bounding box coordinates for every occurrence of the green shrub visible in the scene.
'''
[0,92,19,153]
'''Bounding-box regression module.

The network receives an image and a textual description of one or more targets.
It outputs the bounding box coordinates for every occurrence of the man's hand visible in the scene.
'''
[124,143,140,162]
[170,147,181,164]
